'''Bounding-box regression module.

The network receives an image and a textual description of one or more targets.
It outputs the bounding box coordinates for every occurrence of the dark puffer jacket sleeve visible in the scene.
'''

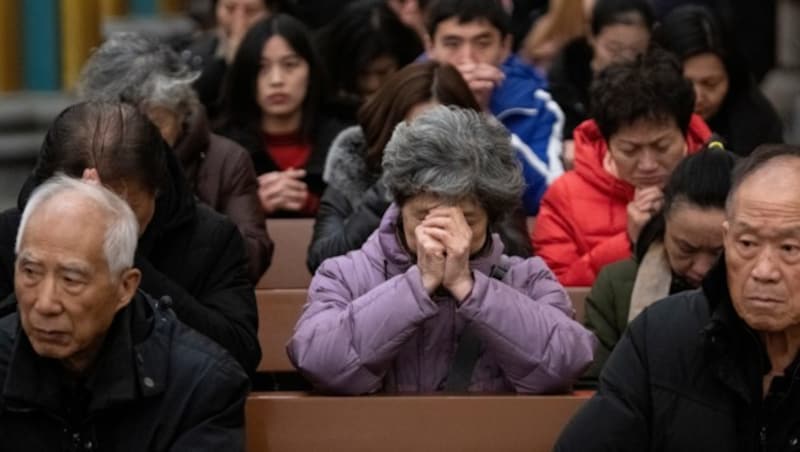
[306,183,390,273]
[555,309,652,451]
[136,220,261,375]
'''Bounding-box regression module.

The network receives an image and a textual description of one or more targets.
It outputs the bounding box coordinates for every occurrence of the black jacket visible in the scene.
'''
[0,152,261,374]
[307,127,533,273]
[218,116,346,218]
[708,81,783,156]
[548,38,593,140]
[556,260,800,451]
[0,292,249,452]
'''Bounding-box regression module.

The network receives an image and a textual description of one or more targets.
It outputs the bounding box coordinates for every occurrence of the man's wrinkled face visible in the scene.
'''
[15,193,137,373]
[724,158,800,333]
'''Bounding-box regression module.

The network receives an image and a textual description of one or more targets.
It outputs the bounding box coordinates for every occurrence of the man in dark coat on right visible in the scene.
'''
[556,144,800,451]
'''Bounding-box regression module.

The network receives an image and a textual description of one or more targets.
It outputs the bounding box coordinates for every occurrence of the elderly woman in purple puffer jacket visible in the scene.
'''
[288,106,595,394]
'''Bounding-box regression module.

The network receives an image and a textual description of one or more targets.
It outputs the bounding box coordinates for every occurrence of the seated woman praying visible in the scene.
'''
[288,106,595,394]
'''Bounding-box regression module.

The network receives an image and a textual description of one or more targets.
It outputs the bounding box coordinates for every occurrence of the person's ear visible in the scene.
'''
[424,32,434,55]
[82,168,102,185]
[115,268,141,313]
[722,220,730,245]
[501,33,512,59]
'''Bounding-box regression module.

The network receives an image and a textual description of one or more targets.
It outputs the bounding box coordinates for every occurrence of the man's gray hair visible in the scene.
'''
[15,176,139,277]
[382,106,524,221]
[78,33,199,119]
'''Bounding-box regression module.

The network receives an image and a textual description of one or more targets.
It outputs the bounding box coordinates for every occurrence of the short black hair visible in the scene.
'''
[317,0,423,101]
[591,0,655,36]
[653,5,748,96]
[636,143,737,261]
[727,144,800,210]
[591,47,695,140]
[425,0,511,38]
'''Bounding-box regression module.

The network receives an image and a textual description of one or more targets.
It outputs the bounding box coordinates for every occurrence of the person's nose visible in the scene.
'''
[690,253,717,280]
[33,275,63,316]
[751,247,781,283]
[637,150,659,172]
[269,67,285,86]
[693,83,707,106]
[454,43,477,65]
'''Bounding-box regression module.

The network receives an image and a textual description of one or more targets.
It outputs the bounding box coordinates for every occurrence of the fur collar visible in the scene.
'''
[322,126,380,204]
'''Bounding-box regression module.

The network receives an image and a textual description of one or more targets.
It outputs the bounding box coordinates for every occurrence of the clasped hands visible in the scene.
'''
[415,206,475,302]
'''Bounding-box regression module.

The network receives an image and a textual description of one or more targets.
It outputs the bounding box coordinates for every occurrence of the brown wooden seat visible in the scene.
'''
[256,289,307,373]
[245,391,591,452]
[567,287,589,323]
[257,219,315,289]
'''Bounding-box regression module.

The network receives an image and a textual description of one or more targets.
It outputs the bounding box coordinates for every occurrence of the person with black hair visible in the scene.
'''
[556,143,800,451]
[187,0,279,119]
[548,0,655,158]
[0,102,261,375]
[583,144,736,381]
[424,0,565,215]
[532,48,711,287]
[654,5,782,156]
[216,14,346,217]
[317,0,423,123]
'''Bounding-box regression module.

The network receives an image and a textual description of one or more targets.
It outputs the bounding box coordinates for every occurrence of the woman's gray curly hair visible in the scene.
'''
[78,32,199,119]
[382,105,524,222]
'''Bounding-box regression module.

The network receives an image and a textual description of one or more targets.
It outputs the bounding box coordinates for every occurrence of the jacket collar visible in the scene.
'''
[701,257,769,405]
[321,126,379,204]
[2,292,168,416]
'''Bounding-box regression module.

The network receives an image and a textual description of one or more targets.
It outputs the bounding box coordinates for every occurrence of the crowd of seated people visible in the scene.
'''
[0,0,795,450]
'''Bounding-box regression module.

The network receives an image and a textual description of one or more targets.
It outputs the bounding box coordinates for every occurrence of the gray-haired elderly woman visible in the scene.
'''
[78,33,272,281]
[288,106,594,394]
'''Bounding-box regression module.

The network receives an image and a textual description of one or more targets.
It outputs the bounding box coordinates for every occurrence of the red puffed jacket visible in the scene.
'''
[531,115,711,287]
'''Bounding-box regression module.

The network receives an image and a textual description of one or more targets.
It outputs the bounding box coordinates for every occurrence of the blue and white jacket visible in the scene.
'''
[490,56,564,215]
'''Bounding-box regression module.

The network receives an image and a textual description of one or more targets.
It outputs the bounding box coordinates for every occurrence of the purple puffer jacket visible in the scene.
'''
[287,205,595,394]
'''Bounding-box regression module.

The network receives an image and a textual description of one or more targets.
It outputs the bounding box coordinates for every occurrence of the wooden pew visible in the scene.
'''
[255,287,590,373]
[245,392,591,452]
[256,289,307,372]
[567,287,589,323]
[257,219,315,289]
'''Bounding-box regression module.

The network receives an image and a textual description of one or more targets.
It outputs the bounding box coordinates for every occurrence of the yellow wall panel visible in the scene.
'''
[100,0,128,17]
[60,0,102,90]
[0,1,22,91]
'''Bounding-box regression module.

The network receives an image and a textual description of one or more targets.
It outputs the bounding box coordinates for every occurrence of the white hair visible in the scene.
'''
[15,175,139,277]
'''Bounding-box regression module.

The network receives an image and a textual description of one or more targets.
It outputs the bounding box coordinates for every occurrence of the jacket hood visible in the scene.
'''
[362,204,506,279]
[572,114,712,203]
[16,143,197,255]
[322,126,379,204]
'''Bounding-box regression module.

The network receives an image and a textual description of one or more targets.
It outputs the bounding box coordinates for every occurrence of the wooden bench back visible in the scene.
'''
[245,391,591,452]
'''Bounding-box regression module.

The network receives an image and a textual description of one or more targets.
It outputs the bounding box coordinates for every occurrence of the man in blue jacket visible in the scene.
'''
[425,0,564,215]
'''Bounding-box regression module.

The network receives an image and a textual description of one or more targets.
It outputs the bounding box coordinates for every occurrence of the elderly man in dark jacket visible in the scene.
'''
[556,144,800,451]
[0,176,248,451]
[0,102,260,375]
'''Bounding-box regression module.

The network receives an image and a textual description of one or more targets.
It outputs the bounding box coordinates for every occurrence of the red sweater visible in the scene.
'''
[531,115,711,287]
[264,132,320,215]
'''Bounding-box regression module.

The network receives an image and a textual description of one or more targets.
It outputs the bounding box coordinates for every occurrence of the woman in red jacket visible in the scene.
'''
[532,48,711,287]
